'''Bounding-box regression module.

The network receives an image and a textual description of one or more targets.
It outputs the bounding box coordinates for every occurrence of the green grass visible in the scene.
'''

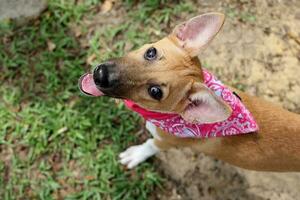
[0,0,194,199]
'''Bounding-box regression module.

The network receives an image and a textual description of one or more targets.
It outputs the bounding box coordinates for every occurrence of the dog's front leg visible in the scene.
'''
[119,138,159,169]
[119,121,164,169]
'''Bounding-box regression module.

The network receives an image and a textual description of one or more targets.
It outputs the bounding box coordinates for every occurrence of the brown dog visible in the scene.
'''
[79,13,300,172]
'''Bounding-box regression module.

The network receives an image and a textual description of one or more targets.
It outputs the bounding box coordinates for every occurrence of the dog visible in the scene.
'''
[79,13,300,172]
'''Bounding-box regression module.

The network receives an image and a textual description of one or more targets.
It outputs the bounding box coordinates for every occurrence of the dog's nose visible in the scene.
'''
[93,62,118,88]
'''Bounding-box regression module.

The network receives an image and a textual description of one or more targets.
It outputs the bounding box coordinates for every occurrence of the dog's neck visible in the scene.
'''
[124,69,259,138]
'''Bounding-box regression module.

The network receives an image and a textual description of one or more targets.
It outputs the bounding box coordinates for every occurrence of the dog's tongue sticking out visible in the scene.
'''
[79,73,103,96]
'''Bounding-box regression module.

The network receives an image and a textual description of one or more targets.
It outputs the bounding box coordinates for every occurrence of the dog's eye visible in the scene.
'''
[148,85,163,100]
[144,47,157,61]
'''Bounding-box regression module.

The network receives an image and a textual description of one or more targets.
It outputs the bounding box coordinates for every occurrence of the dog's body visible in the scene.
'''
[79,13,300,172]
[152,90,300,171]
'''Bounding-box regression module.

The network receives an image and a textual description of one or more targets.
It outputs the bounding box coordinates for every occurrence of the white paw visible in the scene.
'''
[119,139,159,169]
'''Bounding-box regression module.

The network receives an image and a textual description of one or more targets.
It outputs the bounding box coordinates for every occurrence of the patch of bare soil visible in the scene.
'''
[155,0,300,199]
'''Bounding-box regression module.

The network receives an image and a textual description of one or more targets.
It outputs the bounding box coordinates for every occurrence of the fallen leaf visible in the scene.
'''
[73,26,82,37]
[101,0,114,13]
[47,40,56,51]
[57,178,66,185]
[85,175,96,180]
[79,38,90,48]
[86,53,97,65]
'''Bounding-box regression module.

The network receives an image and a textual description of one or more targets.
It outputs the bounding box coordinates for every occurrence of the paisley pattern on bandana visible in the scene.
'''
[124,69,259,138]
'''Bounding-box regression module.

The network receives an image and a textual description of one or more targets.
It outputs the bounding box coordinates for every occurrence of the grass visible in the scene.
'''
[0,0,194,199]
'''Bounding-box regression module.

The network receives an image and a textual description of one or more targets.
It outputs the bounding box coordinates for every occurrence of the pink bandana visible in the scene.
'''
[124,69,259,138]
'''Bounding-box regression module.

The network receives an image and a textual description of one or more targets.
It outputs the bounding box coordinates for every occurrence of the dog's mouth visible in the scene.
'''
[78,73,104,97]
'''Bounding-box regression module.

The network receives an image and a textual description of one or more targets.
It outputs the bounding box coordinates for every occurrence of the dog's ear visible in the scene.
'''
[181,82,231,124]
[172,12,225,57]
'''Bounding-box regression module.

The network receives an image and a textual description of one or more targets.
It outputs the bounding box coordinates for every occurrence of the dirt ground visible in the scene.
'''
[154,0,300,200]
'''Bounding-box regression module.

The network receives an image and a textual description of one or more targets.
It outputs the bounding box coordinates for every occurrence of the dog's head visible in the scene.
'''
[79,13,232,123]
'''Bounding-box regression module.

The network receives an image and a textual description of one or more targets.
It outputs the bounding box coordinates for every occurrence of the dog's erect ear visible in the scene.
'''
[172,12,225,57]
[181,82,231,124]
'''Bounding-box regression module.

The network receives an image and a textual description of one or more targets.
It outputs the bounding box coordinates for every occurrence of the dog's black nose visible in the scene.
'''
[93,62,118,89]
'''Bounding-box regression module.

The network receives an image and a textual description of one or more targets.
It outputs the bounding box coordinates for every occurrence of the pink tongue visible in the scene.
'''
[80,73,103,96]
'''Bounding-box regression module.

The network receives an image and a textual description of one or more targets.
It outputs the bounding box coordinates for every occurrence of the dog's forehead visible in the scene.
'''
[132,37,183,56]
[154,37,184,54]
